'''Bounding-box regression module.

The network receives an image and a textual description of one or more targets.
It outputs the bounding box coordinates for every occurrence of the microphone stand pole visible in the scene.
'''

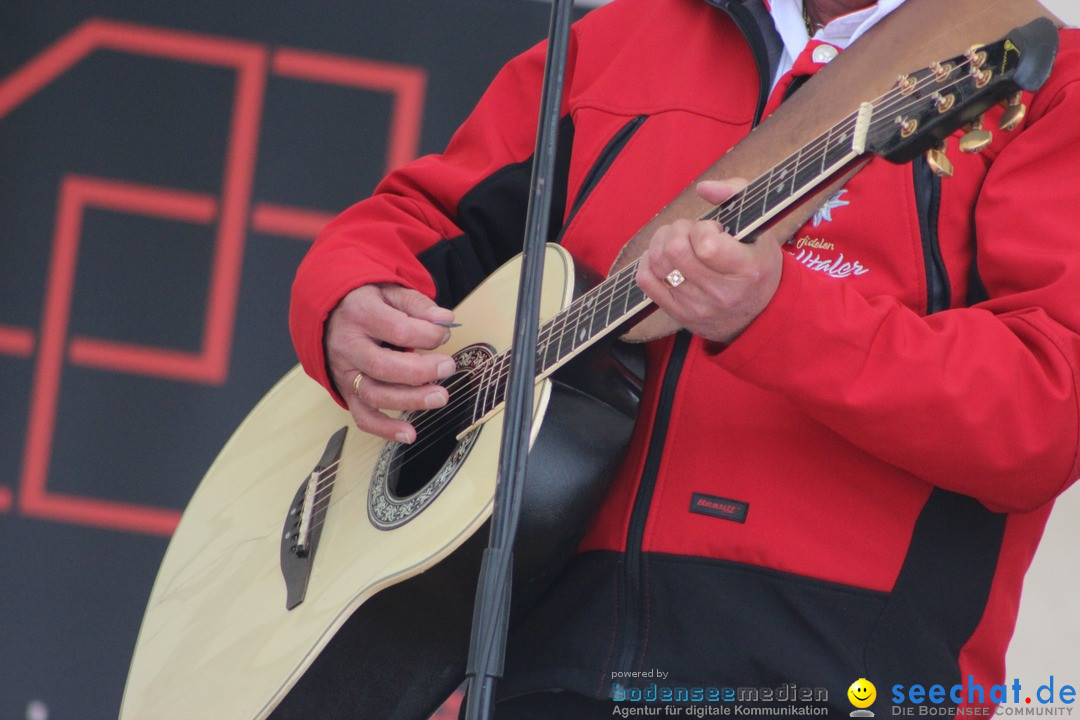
[462,1,575,718]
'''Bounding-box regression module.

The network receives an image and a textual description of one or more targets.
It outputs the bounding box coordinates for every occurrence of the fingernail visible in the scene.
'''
[424,391,447,409]
[437,359,457,378]
[441,331,451,345]
[395,431,412,444]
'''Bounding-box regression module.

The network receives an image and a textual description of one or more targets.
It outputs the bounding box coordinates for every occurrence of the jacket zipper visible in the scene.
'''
[561,115,647,234]
[608,0,776,679]
[912,155,951,314]
[612,331,692,673]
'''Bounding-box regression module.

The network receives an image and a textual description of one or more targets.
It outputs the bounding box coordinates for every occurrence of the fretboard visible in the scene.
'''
[466,102,872,428]
[456,29,1038,431]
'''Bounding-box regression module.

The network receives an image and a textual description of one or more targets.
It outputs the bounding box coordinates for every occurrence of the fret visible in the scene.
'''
[776,160,796,206]
[542,308,566,370]
[617,268,648,316]
[748,164,774,226]
[473,356,493,424]
[761,169,784,218]
[822,124,834,174]
[611,266,635,319]
[732,177,749,236]
[790,146,803,201]
[550,302,570,368]
[571,297,590,350]
[539,303,573,373]
[491,353,509,416]
[588,288,608,340]
[577,292,595,343]
[602,274,615,328]
[536,326,554,373]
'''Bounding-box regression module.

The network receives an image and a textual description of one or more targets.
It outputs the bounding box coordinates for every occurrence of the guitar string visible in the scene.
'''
[399,260,642,444]
[302,55,991,523]
[404,255,641,409]
[389,262,642,454]
[397,52,983,424]
[298,54,995,527]
[306,56,990,518]
[396,54,985,448]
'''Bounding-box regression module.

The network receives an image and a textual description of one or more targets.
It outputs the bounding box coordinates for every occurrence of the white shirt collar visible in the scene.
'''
[767,1,908,87]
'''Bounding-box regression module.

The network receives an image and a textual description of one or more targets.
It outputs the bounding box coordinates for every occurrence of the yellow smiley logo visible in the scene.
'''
[848,678,877,709]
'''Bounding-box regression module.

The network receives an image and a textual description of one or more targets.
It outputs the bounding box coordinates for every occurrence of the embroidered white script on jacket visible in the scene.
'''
[793,248,870,278]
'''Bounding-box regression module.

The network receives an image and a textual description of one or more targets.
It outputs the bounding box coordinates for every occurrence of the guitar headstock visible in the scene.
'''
[865,16,1059,165]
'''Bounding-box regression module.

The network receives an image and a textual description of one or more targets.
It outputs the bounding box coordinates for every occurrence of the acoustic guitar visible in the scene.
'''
[119,20,1057,720]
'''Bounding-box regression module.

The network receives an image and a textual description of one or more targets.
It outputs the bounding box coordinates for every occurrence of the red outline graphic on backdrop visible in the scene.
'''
[252,46,425,239]
[0,19,425,532]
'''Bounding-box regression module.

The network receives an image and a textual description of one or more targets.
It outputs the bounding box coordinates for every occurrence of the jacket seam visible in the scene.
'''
[636,548,891,599]
[570,99,755,125]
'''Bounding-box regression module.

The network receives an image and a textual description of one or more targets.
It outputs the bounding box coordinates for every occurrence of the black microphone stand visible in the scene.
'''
[462,1,575,719]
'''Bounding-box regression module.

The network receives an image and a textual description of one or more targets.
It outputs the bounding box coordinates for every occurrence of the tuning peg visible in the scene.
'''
[896,116,919,138]
[959,115,993,154]
[932,91,955,114]
[926,142,954,178]
[929,61,954,82]
[965,47,992,88]
[999,92,1027,131]
[896,74,918,96]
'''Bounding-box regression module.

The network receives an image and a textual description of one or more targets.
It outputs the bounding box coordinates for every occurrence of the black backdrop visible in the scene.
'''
[0,2,589,717]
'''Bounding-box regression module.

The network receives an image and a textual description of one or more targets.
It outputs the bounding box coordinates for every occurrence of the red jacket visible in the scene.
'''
[290,0,1080,710]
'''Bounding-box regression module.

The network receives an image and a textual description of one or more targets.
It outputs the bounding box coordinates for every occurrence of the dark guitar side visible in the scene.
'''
[271,279,645,720]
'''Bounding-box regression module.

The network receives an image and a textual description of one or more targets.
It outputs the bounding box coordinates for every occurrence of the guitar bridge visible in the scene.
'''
[280,426,347,610]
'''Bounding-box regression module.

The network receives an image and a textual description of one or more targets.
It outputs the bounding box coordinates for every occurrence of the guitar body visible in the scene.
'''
[120,244,643,720]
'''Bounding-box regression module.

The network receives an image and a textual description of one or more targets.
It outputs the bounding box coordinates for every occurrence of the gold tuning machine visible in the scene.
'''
[999,92,1027,132]
[965,46,989,68]
[926,141,954,178]
[959,115,993,154]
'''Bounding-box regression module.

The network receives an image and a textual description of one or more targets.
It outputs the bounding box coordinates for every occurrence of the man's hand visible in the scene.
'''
[326,283,456,443]
[635,179,784,345]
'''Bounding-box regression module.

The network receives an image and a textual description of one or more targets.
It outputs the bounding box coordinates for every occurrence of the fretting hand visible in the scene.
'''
[636,179,784,345]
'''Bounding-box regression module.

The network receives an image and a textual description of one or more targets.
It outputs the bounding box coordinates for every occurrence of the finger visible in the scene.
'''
[379,284,456,326]
[644,220,692,275]
[366,342,457,385]
[686,220,753,276]
[330,339,456,396]
[348,369,450,414]
[347,398,419,444]
[696,177,749,205]
[649,220,731,286]
[637,241,697,305]
[358,290,452,351]
[334,284,454,352]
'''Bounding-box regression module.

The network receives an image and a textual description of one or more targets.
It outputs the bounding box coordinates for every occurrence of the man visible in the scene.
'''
[289,0,1080,716]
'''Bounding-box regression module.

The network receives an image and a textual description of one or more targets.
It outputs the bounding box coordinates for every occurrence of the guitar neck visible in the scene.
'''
[466,10,1058,428]
[465,104,874,428]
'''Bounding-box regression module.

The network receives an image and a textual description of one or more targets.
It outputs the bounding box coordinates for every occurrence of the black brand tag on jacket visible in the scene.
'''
[690,493,749,523]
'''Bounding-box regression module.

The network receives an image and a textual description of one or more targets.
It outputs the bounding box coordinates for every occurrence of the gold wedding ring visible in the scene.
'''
[352,372,364,397]
[664,269,686,289]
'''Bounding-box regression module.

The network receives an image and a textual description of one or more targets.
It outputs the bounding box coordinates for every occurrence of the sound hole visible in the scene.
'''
[386,370,472,500]
[367,343,491,530]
